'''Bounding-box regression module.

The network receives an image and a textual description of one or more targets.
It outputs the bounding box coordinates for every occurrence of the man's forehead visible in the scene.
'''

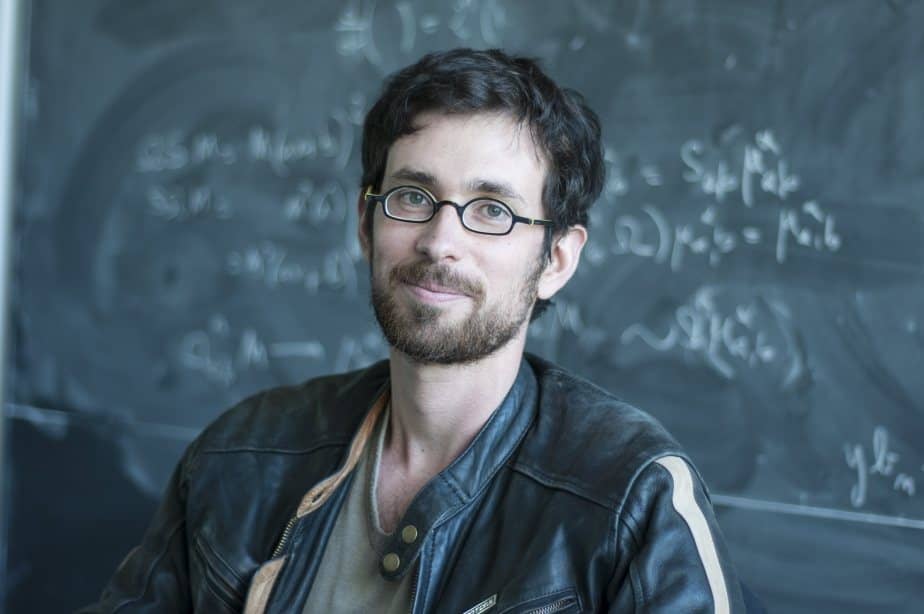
[406,110,544,157]
[384,111,548,202]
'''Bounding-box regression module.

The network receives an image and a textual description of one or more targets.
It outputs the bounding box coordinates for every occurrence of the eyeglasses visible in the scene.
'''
[363,185,553,236]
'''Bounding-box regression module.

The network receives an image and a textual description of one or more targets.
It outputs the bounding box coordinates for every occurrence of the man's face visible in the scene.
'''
[362,112,550,365]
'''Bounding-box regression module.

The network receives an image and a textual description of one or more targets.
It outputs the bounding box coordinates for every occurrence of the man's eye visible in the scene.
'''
[400,191,427,206]
[474,202,510,219]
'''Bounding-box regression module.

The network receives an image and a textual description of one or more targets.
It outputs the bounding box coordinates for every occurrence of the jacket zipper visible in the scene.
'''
[524,596,576,614]
[271,514,298,559]
[408,563,419,614]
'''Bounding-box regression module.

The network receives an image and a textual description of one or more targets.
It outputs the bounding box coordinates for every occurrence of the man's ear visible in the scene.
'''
[357,190,372,261]
[537,225,587,300]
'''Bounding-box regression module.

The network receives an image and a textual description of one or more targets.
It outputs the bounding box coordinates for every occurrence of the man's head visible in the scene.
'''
[358,48,604,364]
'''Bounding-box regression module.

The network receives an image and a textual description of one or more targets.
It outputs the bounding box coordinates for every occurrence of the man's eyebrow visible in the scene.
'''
[389,168,525,203]
[467,178,525,203]
[390,168,438,188]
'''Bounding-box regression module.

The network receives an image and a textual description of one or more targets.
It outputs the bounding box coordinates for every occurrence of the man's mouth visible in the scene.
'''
[393,264,482,303]
[403,279,471,304]
[409,280,468,297]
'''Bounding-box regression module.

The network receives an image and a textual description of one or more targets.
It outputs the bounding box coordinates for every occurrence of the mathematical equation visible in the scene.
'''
[282,179,351,227]
[135,94,365,175]
[145,177,355,235]
[604,129,802,207]
[844,426,921,509]
[527,296,608,357]
[146,184,233,222]
[620,287,788,380]
[611,200,841,271]
[525,286,802,385]
[176,314,387,387]
[681,129,801,207]
[612,204,758,271]
[336,0,508,69]
[226,241,362,296]
[605,129,842,271]
[602,145,665,200]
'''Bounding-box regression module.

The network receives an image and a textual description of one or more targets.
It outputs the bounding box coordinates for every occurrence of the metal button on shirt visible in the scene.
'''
[382,552,401,572]
[401,525,419,544]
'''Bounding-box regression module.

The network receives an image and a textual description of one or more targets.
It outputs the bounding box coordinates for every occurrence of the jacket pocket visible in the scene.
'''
[498,587,582,614]
[191,533,247,613]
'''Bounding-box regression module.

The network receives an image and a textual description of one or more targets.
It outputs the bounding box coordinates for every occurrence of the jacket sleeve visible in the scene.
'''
[609,455,747,613]
[76,437,200,613]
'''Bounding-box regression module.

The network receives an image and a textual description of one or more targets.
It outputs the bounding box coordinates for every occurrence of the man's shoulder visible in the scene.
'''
[519,354,689,509]
[193,360,390,453]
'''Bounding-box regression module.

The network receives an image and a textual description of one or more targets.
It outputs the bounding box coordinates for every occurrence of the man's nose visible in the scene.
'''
[414,202,467,261]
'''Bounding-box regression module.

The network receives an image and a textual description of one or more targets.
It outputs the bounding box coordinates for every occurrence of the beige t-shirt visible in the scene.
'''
[302,408,416,613]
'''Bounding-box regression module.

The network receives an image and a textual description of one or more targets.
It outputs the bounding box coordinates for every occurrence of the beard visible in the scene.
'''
[370,257,543,365]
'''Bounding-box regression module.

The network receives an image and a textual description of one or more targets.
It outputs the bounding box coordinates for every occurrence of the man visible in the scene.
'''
[83,48,748,613]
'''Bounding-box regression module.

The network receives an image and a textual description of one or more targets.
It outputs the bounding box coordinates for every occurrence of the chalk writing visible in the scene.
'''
[776,200,842,263]
[681,129,801,207]
[336,1,390,67]
[844,426,918,508]
[336,0,506,68]
[611,204,763,272]
[449,0,506,45]
[529,297,586,341]
[136,97,362,175]
[601,127,846,271]
[226,241,361,295]
[529,297,610,363]
[137,131,237,172]
[249,113,355,173]
[283,179,350,226]
[334,330,389,372]
[602,147,628,198]
[602,146,666,199]
[621,287,778,379]
[146,184,233,221]
[763,299,809,392]
[177,315,326,386]
[843,443,869,507]
[742,131,801,206]
[682,140,737,203]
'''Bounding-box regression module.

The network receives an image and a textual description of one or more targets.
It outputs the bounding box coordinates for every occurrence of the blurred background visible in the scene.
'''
[2,0,924,611]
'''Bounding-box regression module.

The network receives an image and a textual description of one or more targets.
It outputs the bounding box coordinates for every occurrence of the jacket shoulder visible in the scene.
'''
[517,355,688,510]
[193,360,390,453]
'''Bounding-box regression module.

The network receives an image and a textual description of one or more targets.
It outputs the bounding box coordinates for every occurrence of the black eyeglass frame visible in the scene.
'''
[363,185,554,237]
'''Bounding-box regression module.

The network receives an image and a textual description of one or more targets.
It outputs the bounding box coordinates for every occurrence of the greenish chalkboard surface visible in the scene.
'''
[8,1,924,611]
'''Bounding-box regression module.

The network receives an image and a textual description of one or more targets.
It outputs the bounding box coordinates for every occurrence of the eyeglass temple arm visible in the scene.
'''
[514,215,554,226]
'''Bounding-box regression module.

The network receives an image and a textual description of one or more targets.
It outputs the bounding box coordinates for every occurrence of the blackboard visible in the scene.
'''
[7,0,924,611]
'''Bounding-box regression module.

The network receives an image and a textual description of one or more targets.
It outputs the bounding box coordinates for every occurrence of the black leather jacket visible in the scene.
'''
[80,355,747,613]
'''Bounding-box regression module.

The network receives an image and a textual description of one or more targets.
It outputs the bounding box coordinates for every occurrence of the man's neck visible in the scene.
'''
[384,333,527,476]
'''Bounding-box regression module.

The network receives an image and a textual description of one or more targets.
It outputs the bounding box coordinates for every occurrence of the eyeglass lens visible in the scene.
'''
[384,186,514,234]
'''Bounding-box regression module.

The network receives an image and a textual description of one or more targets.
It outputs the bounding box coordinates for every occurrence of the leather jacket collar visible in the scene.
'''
[377,358,538,580]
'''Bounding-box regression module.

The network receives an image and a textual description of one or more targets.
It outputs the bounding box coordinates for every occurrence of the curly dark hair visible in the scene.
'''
[360,48,605,319]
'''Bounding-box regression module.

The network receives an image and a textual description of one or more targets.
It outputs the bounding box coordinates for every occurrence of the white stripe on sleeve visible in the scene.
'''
[655,456,730,614]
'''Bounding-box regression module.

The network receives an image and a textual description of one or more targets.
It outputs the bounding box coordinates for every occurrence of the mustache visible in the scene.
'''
[391,261,483,299]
